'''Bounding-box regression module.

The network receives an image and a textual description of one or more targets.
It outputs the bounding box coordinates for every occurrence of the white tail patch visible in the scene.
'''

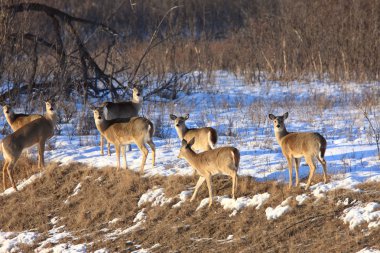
[208,131,215,149]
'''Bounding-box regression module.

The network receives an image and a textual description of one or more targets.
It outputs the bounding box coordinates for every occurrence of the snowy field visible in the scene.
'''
[1,72,379,252]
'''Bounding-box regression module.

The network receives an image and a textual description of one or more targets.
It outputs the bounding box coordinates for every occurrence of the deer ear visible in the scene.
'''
[184,113,189,120]
[283,112,289,119]
[188,137,195,147]
[268,114,276,120]
[170,114,177,120]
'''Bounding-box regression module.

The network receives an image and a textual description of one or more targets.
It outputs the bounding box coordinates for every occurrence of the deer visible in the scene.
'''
[1,101,57,191]
[2,105,43,131]
[99,87,143,156]
[170,113,217,152]
[177,138,240,207]
[92,107,155,173]
[268,112,328,190]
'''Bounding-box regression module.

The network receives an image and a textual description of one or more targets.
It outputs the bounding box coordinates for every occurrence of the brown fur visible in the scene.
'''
[269,112,328,190]
[92,108,155,173]
[2,105,43,131]
[1,101,57,191]
[178,138,239,207]
[170,114,218,151]
[99,88,143,156]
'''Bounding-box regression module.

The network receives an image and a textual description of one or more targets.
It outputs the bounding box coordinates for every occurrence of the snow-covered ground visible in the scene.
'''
[1,71,379,252]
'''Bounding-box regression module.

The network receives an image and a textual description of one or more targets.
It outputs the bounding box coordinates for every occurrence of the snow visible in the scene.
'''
[0,173,42,197]
[196,192,271,212]
[295,194,309,205]
[265,197,292,220]
[133,209,146,223]
[137,188,172,207]
[1,71,379,251]
[172,189,193,208]
[0,231,38,253]
[341,202,380,230]
[357,248,380,253]
[64,183,82,204]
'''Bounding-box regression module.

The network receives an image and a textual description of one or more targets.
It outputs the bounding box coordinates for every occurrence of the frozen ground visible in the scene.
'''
[1,71,379,252]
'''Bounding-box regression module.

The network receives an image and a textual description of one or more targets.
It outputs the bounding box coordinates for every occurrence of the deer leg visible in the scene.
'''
[122,145,128,170]
[38,141,45,170]
[107,142,111,156]
[115,144,121,170]
[6,161,17,191]
[231,170,237,199]
[305,157,316,190]
[127,144,132,152]
[190,176,205,202]
[294,158,301,187]
[205,175,213,207]
[317,157,328,184]
[137,143,149,174]
[147,140,156,167]
[100,136,104,156]
[2,161,9,191]
[286,156,293,189]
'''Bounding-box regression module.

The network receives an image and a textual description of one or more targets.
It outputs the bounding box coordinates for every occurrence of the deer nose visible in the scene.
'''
[276,125,280,128]
[176,124,180,127]
[137,93,140,96]
[5,111,8,113]
[98,117,101,120]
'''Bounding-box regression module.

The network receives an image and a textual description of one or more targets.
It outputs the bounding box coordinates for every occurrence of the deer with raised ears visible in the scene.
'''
[170,114,217,152]
[1,101,58,191]
[99,87,143,156]
[268,112,328,190]
[2,104,43,131]
[178,138,239,207]
[92,107,155,173]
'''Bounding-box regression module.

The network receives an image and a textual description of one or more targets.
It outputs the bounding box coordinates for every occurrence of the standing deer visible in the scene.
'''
[178,138,239,207]
[99,87,143,156]
[1,101,57,191]
[170,114,217,151]
[2,105,43,131]
[92,108,155,173]
[268,112,328,190]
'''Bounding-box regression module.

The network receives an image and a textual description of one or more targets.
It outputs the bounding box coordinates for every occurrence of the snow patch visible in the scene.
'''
[0,173,42,197]
[265,197,292,220]
[133,209,147,223]
[138,188,172,207]
[0,231,38,252]
[341,202,380,230]
[196,192,271,212]
[295,194,309,205]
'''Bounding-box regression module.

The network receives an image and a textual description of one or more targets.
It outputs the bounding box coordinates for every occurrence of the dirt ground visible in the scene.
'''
[1,159,379,252]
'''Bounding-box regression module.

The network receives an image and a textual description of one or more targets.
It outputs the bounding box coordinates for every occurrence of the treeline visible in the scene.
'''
[0,0,379,103]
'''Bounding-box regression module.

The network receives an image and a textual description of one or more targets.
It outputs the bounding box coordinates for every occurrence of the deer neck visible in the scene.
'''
[45,111,58,128]
[5,112,15,124]
[132,97,142,112]
[274,126,289,144]
[95,119,114,135]
[183,150,200,170]
[175,124,188,140]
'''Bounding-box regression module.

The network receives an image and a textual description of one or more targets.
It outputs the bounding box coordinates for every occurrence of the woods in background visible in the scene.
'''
[0,0,379,104]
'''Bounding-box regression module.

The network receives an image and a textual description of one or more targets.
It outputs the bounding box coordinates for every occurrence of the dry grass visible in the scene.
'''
[0,162,379,252]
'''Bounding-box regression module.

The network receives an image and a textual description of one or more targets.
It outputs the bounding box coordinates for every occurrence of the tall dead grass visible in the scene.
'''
[0,162,379,252]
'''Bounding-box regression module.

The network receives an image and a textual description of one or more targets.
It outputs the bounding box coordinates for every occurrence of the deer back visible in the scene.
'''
[102,117,153,145]
[11,114,43,131]
[2,117,54,155]
[190,146,239,175]
[183,127,217,151]
[280,132,326,158]
[103,102,140,120]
